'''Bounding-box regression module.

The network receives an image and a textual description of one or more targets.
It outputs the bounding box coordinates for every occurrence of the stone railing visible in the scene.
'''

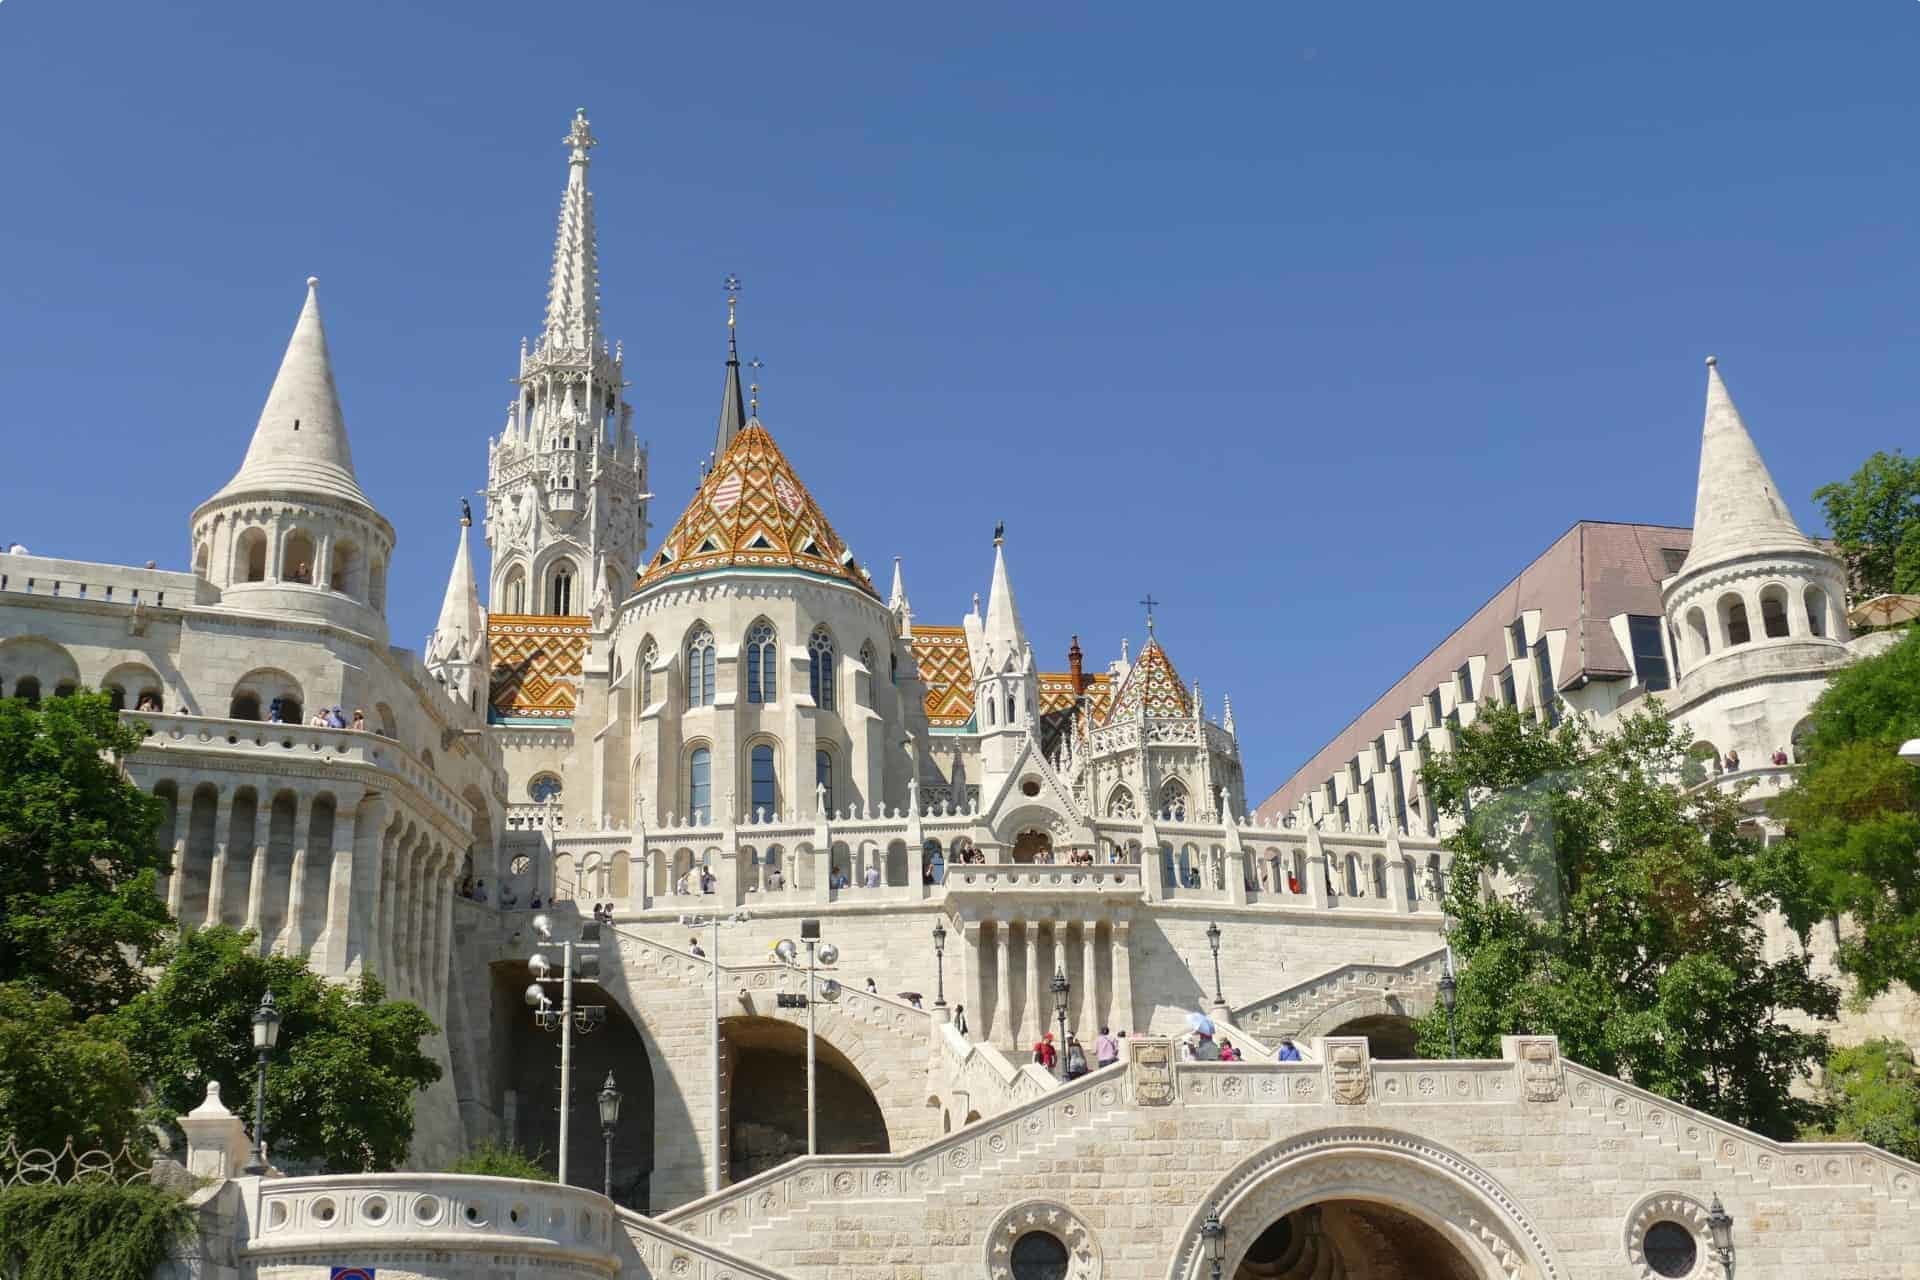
[247,1173,622,1275]
[941,862,1143,896]
[1564,1060,1920,1207]
[616,1206,796,1280]
[506,801,565,831]
[0,551,203,608]
[660,1055,1131,1246]
[938,1021,1053,1116]
[126,710,472,832]
[1232,947,1449,1042]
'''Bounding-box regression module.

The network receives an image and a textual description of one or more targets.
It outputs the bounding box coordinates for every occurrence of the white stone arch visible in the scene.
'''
[497,558,530,614]
[101,661,165,712]
[1295,988,1435,1042]
[1757,580,1793,639]
[993,801,1072,855]
[230,667,305,723]
[0,636,80,702]
[1164,1127,1563,1280]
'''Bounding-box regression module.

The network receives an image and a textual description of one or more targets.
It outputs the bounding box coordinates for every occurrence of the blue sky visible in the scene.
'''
[2,3,1915,799]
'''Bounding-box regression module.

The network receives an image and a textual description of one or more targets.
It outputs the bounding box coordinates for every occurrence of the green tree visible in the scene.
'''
[113,927,441,1172]
[1415,704,1836,1139]
[1769,627,1920,996]
[1803,1039,1920,1161]
[1813,449,1920,600]
[0,693,171,1017]
[0,984,144,1155]
[448,1138,555,1182]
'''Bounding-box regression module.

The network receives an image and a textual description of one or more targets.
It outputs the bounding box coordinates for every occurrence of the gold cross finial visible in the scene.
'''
[749,357,763,416]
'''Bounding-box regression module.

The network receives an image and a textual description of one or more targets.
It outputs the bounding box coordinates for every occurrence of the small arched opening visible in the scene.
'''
[722,1016,889,1181]
[1759,584,1791,639]
[281,531,315,584]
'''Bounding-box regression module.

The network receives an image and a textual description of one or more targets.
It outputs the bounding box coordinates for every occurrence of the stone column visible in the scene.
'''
[991,920,1010,1046]
[390,831,414,997]
[812,843,834,904]
[1111,916,1135,1035]
[205,788,235,925]
[1023,920,1041,1049]
[1080,920,1099,1036]
[280,792,313,956]
[962,919,985,1038]
[164,786,189,916]
[243,805,271,935]
[313,796,357,976]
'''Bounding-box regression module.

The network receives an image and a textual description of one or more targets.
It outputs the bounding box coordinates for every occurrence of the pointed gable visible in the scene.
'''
[636,420,878,597]
[1099,635,1192,725]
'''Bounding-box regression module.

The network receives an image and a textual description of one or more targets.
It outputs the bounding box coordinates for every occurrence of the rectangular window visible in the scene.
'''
[1340,798,1351,830]
[1509,619,1528,659]
[1426,690,1444,731]
[1372,736,1386,771]
[1499,665,1517,708]
[816,750,834,815]
[1390,758,1408,832]
[1627,615,1671,693]
[751,745,777,820]
[1348,759,1361,790]
[1533,639,1560,725]
[1661,547,1689,575]
[1398,712,1414,750]
[1365,784,1380,832]
[1456,662,1474,703]
[1323,780,1338,816]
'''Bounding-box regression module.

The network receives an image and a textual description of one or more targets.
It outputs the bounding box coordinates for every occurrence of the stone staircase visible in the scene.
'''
[1232,947,1448,1043]
[660,1058,1133,1253]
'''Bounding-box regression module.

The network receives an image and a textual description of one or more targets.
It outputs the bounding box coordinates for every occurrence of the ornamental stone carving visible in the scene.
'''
[986,1199,1102,1280]
[1130,1037,1176,1106]
[1516,1036,1565,1103]
[1325,1037,1371,1105]
[1621,1191,1713,1279]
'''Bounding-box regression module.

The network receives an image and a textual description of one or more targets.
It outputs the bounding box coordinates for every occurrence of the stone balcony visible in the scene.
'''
[941,862,1144,899]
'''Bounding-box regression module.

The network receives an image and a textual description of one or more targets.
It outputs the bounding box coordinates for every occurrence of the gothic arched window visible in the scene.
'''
[808,628,836,711]
[746,620,777,704]
[1159,780,1188,821]
[549,559,576,616]
[688,748,712,824]
[502,565,527,614]
[815,748,834,815]
[638,638,658,711]
[686,627,716,708]
[1107,786,1137,819]
[751,743,777,820]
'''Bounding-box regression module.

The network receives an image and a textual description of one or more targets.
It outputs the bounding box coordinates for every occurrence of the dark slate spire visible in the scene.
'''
[716,276,747,460]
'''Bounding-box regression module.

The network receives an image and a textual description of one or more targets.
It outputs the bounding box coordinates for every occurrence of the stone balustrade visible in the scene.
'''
[942,862,1143,896]
[0,550,205,608]
[247,1173,622,1276]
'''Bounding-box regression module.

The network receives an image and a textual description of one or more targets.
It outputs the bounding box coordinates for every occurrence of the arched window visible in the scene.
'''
[808,628,836,711]
[815,749,834,815]
[1107,786,1137,819]
[368,559,387,613]
[859,639,876,671]
[193,541,210,576]
[986,697,995,726]
[229,692,261,721]
[1805,585,1829,638]
[502,566,527,614]
[548,560,576,615]
[12,677,41,706]
[1346,853,1362,896]
[282,531,315,584]
[688,747,712,824]
[751,743,777,820]
[1759,585,1790,638]
[1159,780,1188,821]
[238,529,268,582]
[638,638,658,710]
[529,774,562,802]
[330,541,360,596]
[106,685,128,711]
[746,620,777,704]
[1718,593,1751,647]
[1686,606,1711,658]
[686,627,716,707]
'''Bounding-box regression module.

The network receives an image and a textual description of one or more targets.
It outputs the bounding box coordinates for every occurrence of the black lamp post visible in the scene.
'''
[597,1072,622,1199]
[1205,920,1224,1007]
[1437,969,1458,1056]
[1050,967,1071,1078]
[242,991,282,1175]
[1200,1203,1225,1280]
[1706,1193,1734,1277]
[931,920,948,1008]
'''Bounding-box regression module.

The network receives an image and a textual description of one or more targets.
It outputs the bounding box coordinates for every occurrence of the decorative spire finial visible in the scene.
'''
[1140,593,1159,638]
[1705,354,1718,368]
[460,497,472,528]
[749,357,763,416]
[725,274,741,353]
[993,520,1005,547]
[566,108,597,165]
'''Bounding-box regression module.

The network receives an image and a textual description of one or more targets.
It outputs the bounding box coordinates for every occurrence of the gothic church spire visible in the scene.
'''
[541,109,601,355]
[716,279,746,460]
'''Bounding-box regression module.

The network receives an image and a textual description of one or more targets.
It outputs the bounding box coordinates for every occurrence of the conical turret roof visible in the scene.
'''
[207,278,374,510]
[1678,357,1815,572]
[428,511,485,664]
[1099,633,1192,725]
[637,419,878,597]
[981,529,1028,671]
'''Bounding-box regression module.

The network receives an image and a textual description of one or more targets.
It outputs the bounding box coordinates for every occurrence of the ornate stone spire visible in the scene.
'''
[429,502,486,669]
[541,109,601,355]
[1679,356,1815,572]
[207,277,374,510]
[981,523,1028,671]
[888,555,913,634]
[716,276,746,461]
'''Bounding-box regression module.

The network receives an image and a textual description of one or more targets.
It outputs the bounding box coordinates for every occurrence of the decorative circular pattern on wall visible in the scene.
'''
[1622,1192,1714,1279]
[985,1199,1102,1280]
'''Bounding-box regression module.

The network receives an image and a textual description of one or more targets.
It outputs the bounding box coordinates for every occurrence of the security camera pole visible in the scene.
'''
[525,913,606,1186]
[774,921,838,1156]
[681,908,750,1193]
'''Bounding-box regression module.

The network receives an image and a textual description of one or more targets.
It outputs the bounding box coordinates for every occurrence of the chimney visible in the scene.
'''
[1068,634,1085,694]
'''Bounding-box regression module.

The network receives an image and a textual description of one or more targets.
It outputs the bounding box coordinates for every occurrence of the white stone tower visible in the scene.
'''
[485,109,648,620]
[1661,356,1852,765]
[425,501,489,712]
[967,525,1040,786]
[190,277,395,642]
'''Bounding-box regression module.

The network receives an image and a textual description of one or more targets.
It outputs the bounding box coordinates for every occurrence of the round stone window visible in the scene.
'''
[1021,777,1042,797]
[1643,1221,1698,1277]
[1010,1230,1069,1280]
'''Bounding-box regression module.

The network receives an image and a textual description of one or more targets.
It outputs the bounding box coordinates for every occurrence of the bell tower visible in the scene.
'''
[484,109,649,620]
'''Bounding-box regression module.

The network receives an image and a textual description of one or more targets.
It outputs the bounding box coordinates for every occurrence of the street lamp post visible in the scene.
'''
[1204,920,1224,1009]
[1706,1193,1735,1277]
[1437,968,1458,1056]
[241,991,281,1175]
[774,923,839,1155]
[1051,967,1071,1078]
[526,913,607,1186]
[931,920,948,1008]
[680,909,750,1194]
[1199,1203,1225,1280]
[597,1072,622,1200]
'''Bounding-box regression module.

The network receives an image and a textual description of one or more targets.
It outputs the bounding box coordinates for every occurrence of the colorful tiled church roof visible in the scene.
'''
[636,419,878,597]
[1100,635,1191,724]
[910,626,975,728]
[488,612,590,721]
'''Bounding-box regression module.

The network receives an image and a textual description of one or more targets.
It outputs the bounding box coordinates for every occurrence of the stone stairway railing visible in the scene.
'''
[1232,946,1448,1042]
[607,925,933,1052]
[616,1203,797,1279]
[939,1021,1054,1117]
[659,1057,1131,1250]
[1565,1060,1920,1208]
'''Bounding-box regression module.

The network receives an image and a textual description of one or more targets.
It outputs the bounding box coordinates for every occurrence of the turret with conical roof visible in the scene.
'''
[484,109,648,621]
[191,279,395,636]
[426,503,489,710]
[1663,357,1850,701]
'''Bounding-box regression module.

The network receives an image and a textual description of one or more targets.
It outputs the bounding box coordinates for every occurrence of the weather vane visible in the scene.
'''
[725,274,740,330]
